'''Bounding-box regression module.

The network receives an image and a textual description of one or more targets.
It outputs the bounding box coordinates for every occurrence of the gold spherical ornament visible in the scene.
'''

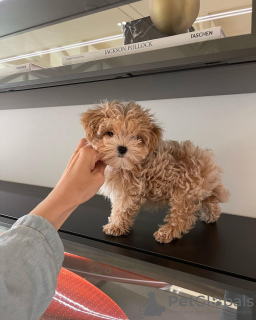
[149,0,200,36]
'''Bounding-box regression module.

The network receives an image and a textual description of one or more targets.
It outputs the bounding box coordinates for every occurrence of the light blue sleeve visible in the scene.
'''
[0,214,64,320]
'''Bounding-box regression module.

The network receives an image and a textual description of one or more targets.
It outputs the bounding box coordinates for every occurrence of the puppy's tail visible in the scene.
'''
[212,183,230,203]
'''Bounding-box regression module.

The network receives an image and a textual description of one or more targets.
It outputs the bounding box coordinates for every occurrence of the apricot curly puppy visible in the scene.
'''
[81,101,229,243]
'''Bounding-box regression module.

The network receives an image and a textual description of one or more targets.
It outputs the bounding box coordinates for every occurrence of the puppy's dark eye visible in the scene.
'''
[107,131,114,137]
[135,135,143,142]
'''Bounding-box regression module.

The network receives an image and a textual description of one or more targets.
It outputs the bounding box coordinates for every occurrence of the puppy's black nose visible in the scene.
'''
[118,146,127,155]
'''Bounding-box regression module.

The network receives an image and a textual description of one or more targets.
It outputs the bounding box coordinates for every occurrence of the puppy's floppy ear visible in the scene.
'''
[149,122,163,153]
[80,105,105,143]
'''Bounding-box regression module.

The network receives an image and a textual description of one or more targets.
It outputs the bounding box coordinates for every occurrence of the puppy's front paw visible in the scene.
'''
[154,228,174,243]
[103,222,129,236]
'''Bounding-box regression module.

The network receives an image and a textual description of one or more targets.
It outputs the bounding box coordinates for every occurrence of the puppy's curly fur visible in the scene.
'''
[81,101,229,243]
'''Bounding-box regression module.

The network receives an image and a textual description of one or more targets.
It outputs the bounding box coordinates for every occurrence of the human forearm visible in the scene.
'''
[29,189,78,230]
[30,139,106,230]
[0,214,64,320]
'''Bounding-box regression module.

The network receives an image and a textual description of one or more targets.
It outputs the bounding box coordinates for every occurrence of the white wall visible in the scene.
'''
[0,93,255,217]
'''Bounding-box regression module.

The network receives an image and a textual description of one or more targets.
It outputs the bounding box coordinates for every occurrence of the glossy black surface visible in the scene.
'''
[0,180,255,285]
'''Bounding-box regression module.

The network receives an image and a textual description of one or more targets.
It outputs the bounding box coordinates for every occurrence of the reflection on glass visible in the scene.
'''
[41,268,128,320]
[0,222,255,320]
[0,0,253,74]
[62,240,255,320]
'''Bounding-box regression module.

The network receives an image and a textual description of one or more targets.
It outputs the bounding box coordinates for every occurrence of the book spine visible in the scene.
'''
[63,27,225,66]
[15,63,44,71]
[0,64,31,76]
[0,64,44,77]
[15,63,31,72]
[63,54,86,66]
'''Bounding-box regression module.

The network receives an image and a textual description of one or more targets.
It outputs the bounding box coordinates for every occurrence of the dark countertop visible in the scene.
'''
[0,180,255,291]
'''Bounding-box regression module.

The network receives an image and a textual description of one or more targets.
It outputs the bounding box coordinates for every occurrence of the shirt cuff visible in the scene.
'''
[11,214,64,271]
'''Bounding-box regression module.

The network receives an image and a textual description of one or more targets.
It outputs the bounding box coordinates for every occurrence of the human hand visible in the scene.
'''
[53,138,106,208]
[30,139,106,230]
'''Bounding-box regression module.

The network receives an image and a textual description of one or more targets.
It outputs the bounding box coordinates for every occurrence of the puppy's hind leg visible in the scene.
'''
[200,196,222,223]
[154,199,199,243]
[200,184,229,224]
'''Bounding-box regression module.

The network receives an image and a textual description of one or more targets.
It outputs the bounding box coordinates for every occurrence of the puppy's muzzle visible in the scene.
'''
[118,146,127,157]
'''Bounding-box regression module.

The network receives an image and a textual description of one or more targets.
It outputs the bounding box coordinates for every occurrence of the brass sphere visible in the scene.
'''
[149,0,200,36]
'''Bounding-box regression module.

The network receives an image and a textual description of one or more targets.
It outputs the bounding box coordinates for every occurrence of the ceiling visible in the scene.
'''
[0,0,252,68]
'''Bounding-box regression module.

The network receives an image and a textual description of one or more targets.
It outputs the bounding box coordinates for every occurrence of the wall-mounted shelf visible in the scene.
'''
[1,0,256,93]
[1,34,256,93]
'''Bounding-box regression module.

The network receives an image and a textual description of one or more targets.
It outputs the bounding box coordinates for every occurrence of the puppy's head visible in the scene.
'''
[81,100,162,170]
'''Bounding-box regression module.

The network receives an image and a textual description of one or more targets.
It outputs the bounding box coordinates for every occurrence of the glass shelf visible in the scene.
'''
[0,0,255,92]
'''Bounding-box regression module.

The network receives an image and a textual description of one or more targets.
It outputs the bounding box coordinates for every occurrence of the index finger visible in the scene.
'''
[79,146,100,171]
[64,139,88,173]
[69,138,88,162]
[74,138,88,152]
